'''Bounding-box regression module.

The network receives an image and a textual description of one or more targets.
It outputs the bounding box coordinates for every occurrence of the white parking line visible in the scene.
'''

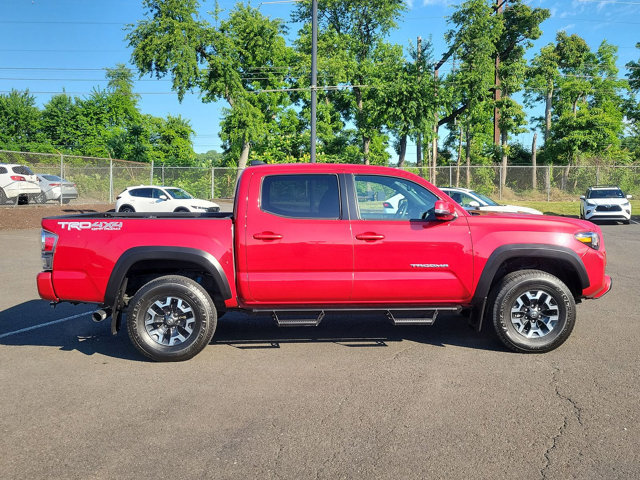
[630,219,639,225]
[0,311,92,339]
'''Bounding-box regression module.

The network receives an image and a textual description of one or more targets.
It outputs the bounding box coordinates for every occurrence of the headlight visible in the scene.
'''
[575,232,600,250]
[622,201,630,207]
[586,201,596,206]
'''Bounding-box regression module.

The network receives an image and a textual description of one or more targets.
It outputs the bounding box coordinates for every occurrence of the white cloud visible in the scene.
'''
[558,23,576,32]
[423,0,449,5]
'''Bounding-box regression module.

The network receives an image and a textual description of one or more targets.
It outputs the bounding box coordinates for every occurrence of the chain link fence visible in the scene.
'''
[1,149,639,206]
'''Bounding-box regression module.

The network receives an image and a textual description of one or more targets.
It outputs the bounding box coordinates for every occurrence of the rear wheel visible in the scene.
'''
[126,275,217,362]
[490,269,576,353]
[119,205,135,212]
[0,188,6,204]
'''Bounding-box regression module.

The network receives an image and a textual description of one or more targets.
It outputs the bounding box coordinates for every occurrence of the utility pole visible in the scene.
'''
[416,36,422,173]
[310,0,318,163]
[493,0,505,147]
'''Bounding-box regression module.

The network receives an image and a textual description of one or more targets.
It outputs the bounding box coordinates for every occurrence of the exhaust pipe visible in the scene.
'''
[92,308,111,323]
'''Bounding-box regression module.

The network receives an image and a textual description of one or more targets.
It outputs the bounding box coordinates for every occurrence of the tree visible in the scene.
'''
[126,1,292,171]
[293,0,406,165]
[0,90,44,151]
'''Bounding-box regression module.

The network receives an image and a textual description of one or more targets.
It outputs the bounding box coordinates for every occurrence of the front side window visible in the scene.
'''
[261,174,340,219]
[355,175,438,221]
[165,188,193,200]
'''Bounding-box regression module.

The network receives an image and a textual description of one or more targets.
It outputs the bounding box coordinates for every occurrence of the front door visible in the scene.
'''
[350,174,474,304]
[243,173,353,305]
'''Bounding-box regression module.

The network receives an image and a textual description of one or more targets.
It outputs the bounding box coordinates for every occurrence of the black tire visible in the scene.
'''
[17,194,29,205]
[126,275,217,362]
[0,188,6,204]
[174,207,189,213]
[490,269,576,353]
[119,205,135,212]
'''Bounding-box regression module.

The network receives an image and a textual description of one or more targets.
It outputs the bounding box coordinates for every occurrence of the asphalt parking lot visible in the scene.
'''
[1,223,639,479]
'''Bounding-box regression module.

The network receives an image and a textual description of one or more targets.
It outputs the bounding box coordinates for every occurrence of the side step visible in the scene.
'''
[386,309,438,326]
[272,311,325,327]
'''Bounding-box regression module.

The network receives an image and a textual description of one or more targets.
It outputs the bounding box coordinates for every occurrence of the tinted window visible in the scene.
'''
[261,174,340,219]
[355,175,438,221]
[0,167,7,174]
[129,188,153,198]
[12,165,34,176]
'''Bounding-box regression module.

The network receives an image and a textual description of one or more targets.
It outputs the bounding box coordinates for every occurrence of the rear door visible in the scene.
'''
[350,174,474,304]
[243,173,353,305]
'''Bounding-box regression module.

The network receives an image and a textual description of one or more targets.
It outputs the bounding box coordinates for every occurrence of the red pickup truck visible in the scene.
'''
[37,163,611,361]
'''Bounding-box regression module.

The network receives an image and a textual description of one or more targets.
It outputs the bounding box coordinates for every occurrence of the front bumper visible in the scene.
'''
[586,274,612,299]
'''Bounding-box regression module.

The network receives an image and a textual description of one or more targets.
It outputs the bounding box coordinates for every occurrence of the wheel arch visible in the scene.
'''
[473,244,589,305]
[104,246,232,308]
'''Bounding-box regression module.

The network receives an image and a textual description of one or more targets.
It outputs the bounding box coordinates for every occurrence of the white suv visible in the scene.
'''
[0,163,42,204]
[580,186,632,224]
[116,186,220,213]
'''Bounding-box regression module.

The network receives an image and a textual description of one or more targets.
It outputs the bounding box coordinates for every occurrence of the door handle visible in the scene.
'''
[355,233,385,241]
[253,232,283,241]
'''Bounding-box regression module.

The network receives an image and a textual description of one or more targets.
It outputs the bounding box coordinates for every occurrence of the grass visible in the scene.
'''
[513,199,640,218]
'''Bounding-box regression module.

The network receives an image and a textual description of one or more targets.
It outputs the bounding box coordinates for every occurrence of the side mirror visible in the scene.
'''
[580,195,586,200]
[159,195,168,201]
[627,194,633,200]
[434,200,457,221]
[468,201,480,208]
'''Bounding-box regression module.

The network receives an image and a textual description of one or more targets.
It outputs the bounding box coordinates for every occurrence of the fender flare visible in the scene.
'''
[104,246,232,306]
[472,244,590,305]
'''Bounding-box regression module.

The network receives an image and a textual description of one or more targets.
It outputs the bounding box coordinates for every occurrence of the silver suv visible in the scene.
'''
[0,163,42,204]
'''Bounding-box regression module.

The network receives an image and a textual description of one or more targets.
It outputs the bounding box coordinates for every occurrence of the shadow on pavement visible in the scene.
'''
[212,311,505,353]
[0,301,506,361]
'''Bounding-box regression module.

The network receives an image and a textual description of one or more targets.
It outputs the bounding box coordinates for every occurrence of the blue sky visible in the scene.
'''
[1,0,639,159]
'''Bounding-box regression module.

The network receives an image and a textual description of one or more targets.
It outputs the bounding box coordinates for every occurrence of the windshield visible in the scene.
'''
[472,191,499,206]
[588,189,624,199]
[165,188,193,200]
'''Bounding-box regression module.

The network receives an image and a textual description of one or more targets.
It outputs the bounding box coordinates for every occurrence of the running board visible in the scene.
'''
[257,306,461,328]
[272,311,325,327]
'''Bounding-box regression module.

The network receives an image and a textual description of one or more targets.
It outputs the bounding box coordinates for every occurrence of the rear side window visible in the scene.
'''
[261,174,340,219]
[129,188,153,198]
[12,165,34,176]
[0,167,7,174]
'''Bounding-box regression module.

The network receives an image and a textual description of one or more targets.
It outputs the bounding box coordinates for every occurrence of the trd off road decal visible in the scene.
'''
[58,221,123,231]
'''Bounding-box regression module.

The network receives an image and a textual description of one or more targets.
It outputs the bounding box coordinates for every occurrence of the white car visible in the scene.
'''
[116,186,220,213]
[580,186,632,224]
[0,163,41,204]
[440,187,543,215]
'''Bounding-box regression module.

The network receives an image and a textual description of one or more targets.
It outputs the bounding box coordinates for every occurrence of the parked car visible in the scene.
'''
[580,186,632,224]
[116,185,220,213]
[440,187,543,215]
[36,174,78,204]
[0,163,41,204]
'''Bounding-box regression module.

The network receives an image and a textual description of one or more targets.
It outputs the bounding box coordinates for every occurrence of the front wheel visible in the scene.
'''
[119,205,135,213]
[126,275,217,361]
[490,270,576,353]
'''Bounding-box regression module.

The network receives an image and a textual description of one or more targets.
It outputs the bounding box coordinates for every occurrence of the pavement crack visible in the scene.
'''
[540,364,584,479]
